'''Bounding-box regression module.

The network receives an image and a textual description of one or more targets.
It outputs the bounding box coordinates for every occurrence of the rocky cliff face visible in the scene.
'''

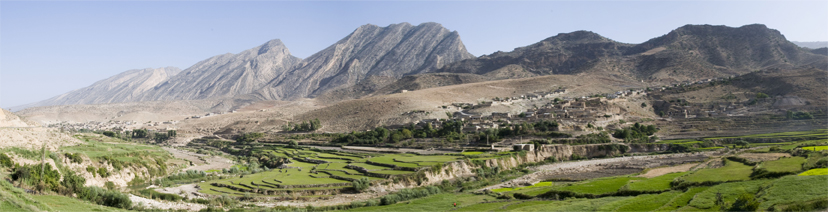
[139,39,301,101]
[253,22,475,100]
[17,67,181,108]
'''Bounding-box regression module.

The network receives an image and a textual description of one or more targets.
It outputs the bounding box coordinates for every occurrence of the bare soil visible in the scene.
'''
[639,163,699,178]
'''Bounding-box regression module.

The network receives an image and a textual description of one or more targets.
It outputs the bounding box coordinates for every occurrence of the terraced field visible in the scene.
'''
[198,146,465,198]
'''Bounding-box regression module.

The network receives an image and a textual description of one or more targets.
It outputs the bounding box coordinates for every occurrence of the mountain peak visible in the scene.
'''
[258,39,290,55]
[543,30,609,43]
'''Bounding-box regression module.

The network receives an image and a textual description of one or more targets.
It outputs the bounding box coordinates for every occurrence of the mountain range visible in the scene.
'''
[14,23,827,111]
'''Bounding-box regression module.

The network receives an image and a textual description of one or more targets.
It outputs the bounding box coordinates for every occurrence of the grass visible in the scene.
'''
[626,172,686,192]
[349,163,392,170]
[656,187,710,211]
[0,172,52,212]
[799,168,828,176]
[492,182,554,193]
[761,157,806,173]
[614,191,682,211]
[370,170,415,175]
[461,151,484,156]
[368,155,420,168]
[556,176,641,195]
[757,175,828,210]
[454,201,514,212]
[31,195,125,212]
[682,159,752,183]
[688,179,771,209]
[507,197,630,211]
[803,146,828,151]
[347,193,489,212]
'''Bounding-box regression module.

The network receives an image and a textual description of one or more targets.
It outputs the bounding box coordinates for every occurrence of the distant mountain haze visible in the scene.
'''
[14,23,827,111]
[12,67,181,109]
[792,41,828,49]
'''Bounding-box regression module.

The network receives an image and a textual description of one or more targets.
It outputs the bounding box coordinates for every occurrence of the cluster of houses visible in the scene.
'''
[48,119,178,133]
[390,88,641,134]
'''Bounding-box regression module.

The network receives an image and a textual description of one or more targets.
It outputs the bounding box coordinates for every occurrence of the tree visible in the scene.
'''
[102,131,116,137]
[132,129,148,138]
[641,102,647,108]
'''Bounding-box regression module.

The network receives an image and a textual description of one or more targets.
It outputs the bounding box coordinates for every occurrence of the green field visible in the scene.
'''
[626,172,686,192]
[492,182,554,193]
[31,195,125,212]
[614,191,682,211]
[687,180,771,210]
[756,175,828,210]
[803,146,828,151]
[799,168,828,176]
[556,176,641,195]
[681,159,752,183]
[761,157,806,173]
[656,187,710,211]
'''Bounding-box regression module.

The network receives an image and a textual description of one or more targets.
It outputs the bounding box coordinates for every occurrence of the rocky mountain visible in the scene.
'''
[138,39,301,101]
[14,67,181,109]
[433,24,827,83]
[437,30,633,78]
[253,22,475,100]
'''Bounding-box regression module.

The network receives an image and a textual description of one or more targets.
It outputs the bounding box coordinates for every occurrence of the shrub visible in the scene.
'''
[65,153,83,163]
[353,177,371,192]
[0,153,12,168]
[61,170,86,195]
[105,181,116,190]
[79,186,132,209]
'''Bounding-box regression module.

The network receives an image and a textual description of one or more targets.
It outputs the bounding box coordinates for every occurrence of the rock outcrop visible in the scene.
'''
[253,22,475,100]
[139,39,301,101]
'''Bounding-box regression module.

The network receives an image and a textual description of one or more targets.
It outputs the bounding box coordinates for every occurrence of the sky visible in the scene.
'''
[1,1,827,108]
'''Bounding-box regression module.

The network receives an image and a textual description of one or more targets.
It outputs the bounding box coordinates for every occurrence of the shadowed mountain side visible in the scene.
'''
[433,24,828,84]
[12,67,181,110]
[253,22,475,100]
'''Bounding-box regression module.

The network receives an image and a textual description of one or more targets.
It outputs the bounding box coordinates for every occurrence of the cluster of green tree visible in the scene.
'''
[330,119,567,147]
[11,163,61,191]
[251,150,288,168]
[283,119,322,132]
[11,163,132,209]
[612,123,658,143]
[542,132,611,145]
[786,111,814,120]
[235,132,264,144]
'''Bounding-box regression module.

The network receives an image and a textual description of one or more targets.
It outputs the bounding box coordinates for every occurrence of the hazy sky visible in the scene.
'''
[2,1,827,108]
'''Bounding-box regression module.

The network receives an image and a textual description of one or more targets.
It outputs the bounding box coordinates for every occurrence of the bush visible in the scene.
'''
[79,186,132,209]
[0,153,12,168]
[61,170,86,195]
[105,181,116,190]
[353,177,371,192]
[65,153,83,163]
[139,189,183,202]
